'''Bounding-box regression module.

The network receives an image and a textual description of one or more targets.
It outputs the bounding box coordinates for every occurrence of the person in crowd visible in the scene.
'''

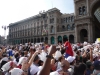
[66,56,76,75]
[56,56,65,70]
[29,54,40,75]
[86,60,94,75]
[91,60,100,75]
[1,61,17,75]
[73,63,87,75]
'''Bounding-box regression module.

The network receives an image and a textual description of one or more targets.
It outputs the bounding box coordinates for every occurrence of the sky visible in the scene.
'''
[0,0,74,37]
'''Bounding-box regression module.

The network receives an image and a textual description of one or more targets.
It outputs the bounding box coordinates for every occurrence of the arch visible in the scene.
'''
[28,39,30,43]
[20,39,22,44]
[71,16,74,22]
[31,39,33,43]
[90,0,100,16]
[57,25,60,32]
[90,0,100,41]
[69,35,74,43]
[80,29,88,42]
[67,24,70,31]
[66,17,68,23]
[51,26,54,33]
[25,39,27,43]
[45,37,48,43]
[41,37,44,42]
[22,39,24,44]
[58,36,62,43]
[51,36,55,44]
[79,7,82,15]
[37,38,40,43]
[72,24,75,30]
[68,17,70,22]
[34,38,36,43]
[62,25,66,31]
[63,35,68,42]
[82,6,86,15]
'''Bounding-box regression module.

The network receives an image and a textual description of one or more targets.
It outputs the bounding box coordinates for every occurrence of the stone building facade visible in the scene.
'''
[8,8,75,45]
[74,0,100,43]
[8,0,100,45]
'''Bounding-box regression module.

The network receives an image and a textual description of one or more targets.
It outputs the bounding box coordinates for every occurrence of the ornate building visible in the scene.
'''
[74,0,100,43]
[8,8,75,45]
[9,0,100,44]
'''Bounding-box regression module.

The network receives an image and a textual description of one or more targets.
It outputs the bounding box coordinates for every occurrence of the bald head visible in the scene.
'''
[61,60,70,69]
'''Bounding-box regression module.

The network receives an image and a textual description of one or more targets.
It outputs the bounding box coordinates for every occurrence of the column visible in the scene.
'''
[88,24,91,42]
[75,25,78,43]
[54,36,57,45]
[48,36,50,44]
[86,0,89,16]
[88,23,93,42]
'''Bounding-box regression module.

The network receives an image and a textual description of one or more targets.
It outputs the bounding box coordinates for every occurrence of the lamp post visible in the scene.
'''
[2,26,8,39]
[2,26,8,45]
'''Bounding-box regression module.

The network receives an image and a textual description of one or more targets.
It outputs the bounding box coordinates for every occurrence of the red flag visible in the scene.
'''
[64,41,74,56]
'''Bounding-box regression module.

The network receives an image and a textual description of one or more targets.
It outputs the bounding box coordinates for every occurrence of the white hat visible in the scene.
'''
[83,46,89,51]
[84,41,88,45]
[65,56,75,63]
[17,57,27,66]
[1,61,15,72]
[10,68,23,75]
[20,44,22,45]
[50,71,60,75]
[30,65,39,75]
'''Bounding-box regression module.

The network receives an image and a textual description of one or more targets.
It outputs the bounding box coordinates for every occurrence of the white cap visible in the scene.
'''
[1,61,16,72]
[17,57,27,66]
[20,44,22,45]
[10,68,23,75]
[84,41,88,45]
[65,56,75,63]
[30,65,39,75]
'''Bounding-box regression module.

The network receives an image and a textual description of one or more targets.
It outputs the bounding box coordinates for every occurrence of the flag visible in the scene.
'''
[64,41,74,58]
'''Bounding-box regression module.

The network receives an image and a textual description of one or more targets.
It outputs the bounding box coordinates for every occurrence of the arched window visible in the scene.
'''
[62,25,66,31]
[57,25,59,32]
[82,6,86,15]
[66,17,67,23]
[67,24,70,31]
[68,17,70,22]
[72,24,75,30]
[51,26,54,33]
[62,25,65,29]
[79,7,82,15]
[71,16,74,22]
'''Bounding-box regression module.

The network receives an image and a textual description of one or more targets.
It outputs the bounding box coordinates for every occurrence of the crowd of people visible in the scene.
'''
[0,39,100,75]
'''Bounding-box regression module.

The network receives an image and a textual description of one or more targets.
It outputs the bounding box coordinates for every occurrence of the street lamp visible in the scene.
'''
[2,26,8,39]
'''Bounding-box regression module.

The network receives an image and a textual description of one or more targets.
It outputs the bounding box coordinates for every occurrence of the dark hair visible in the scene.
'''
[58,56,64,62]
[34,55,40,62]
[63,38,68,43]
[14,53,19,63]
[38,60,43,66]
[70,61,74,65]
[73,63,87,75]
[20,51,24,56]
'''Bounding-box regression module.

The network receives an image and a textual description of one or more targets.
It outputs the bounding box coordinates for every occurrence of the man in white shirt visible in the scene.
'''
[66,56,75,75]
[30,55,40,75]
